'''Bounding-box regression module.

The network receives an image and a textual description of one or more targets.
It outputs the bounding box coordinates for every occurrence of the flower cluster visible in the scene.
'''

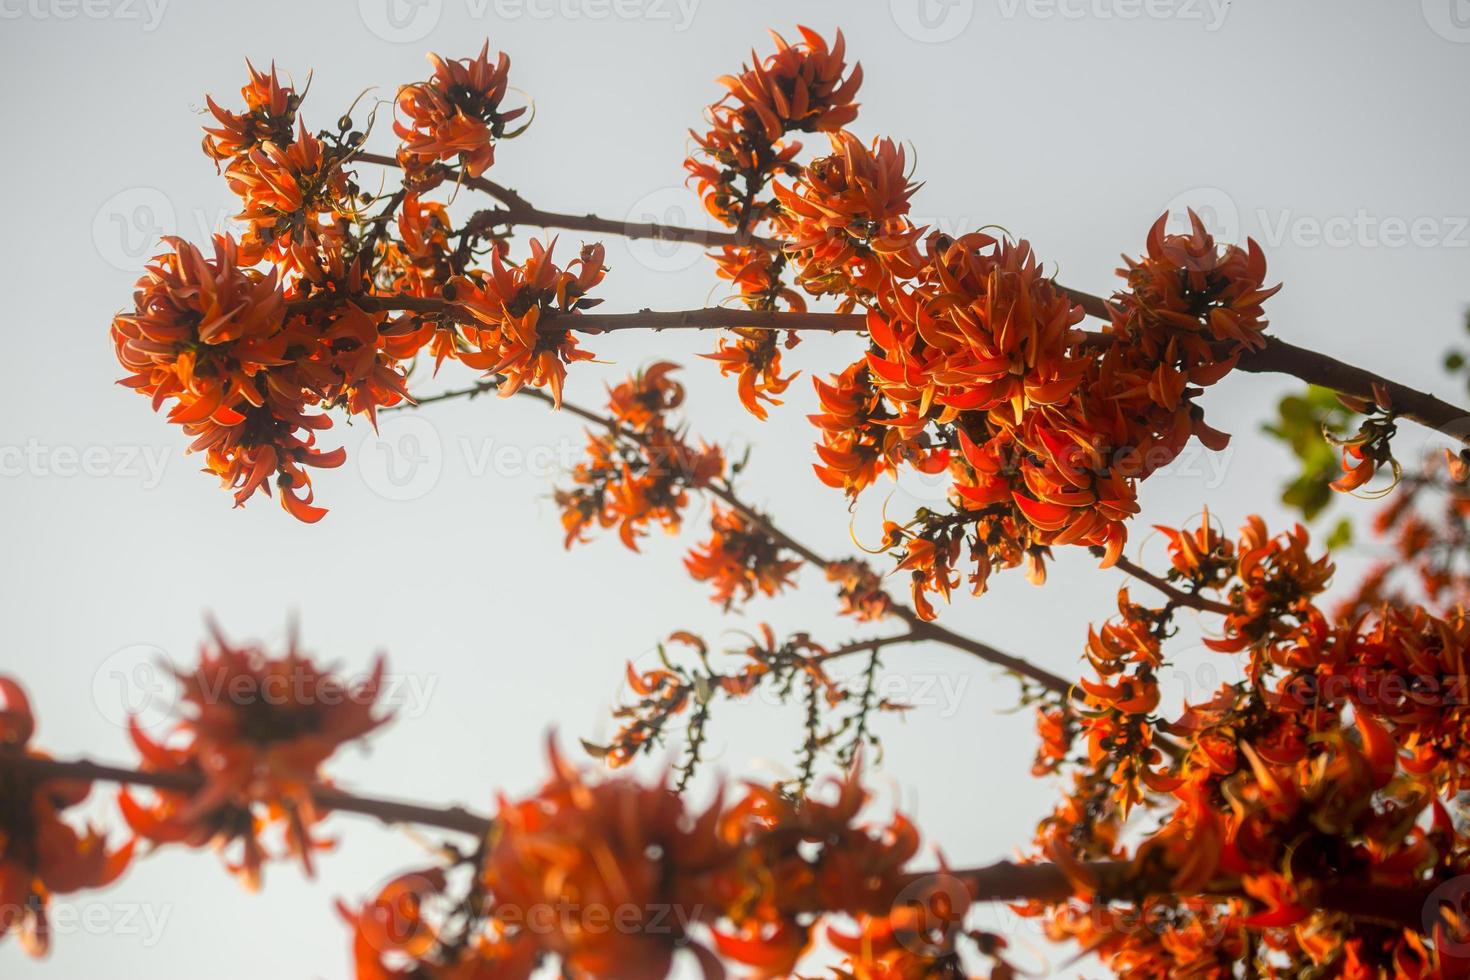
[114,58,612,521]
[228,123,354,259]
[681,30,1282,613]
[685,26,861,232]
[443,239,607,406]
[203,63,360,264]
[687,28,863,419]
[119,626,388,889]
[811,359,945,496]
[1024,515,1470,976]
[685,505,802,608]
[202,60,299,169]
[773,132,921,305]
[0,680,133,957]
[343,746,969,979]
[394,42,525,182]
[111,234,360,522]
[682,30,1281,614]
[793,196,1278,614]
[703,327,801,421]
[554,363,725,549]
[826,558,894,622]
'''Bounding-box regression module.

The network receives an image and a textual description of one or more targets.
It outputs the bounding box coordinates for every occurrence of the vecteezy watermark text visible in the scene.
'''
[0,441,169,488]
[0,0,167,30]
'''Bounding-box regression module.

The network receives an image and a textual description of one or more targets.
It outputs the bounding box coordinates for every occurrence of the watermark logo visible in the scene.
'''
[0,900,174,946]
[1158,186,1469,250]
[623,186,712,274]
[358,415,443,501]
[0,0,169,30]
[1159,186,1241,243]
[459,436,579,481]
[1255,209,1470,250]
[1423,0,1470,42]
[890,0,975,43]
[888,873,972,957]
[1425,876,1470,954]
[484,0,700,28]
[997,0,1230,31]
[93,187,175,272]
[0,440,171,487]
[362,0,698,37]
[359,0,442,42]
[92,643,179,732]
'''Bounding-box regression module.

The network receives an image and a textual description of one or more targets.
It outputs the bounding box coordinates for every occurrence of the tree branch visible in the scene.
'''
[347,150,1470,444]
[1113,556,1233,616]
[9,753,491,837]
[944,860,1429,932]
[1239,336,1470,444]
[8,754,1426,931]
[308,288,1470,449]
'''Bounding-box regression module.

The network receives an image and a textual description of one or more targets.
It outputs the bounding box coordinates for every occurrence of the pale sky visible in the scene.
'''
[2,1,1469,976]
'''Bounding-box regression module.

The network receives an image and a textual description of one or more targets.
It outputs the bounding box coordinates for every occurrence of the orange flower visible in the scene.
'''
[864,233,1086,419]
[227,123,351,255]
[0,679,133,957]
[709,245,807,313]
[395,42,524,179]
[774,132,921,302]
[556,365,726,550]
[715,26,861,140]
[685,27,862,230]
[119,625,389,888]
[812,360,943,496]
[482,744,727,977]
[703,328,798,420]
[111,234,397,522]
[828,874,977,980]
[799,204,1280,605]
[685,506,801,607]
[606,361,686,433]
[688,28,859,417]
[340,868,539,980]
[889,523,961,621]
[826,558,894,622]
[1115,210,1280,354]
[444,239,606,407]
[335,745,941,978]
[202,61,299,167]
[559,430,725,550]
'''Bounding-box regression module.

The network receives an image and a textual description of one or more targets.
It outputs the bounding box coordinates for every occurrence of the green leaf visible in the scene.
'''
[1326,518,1353,550]
[1262,385,1359,523]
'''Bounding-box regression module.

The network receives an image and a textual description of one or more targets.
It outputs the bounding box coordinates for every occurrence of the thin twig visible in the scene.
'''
[353,151,533,211]
[510,387,1079,697]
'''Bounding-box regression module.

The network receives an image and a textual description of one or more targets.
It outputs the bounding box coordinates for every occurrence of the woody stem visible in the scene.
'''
[308,285,1470,447]
[349,148,1470,443]
[7,753,491,837]
[942,860,1429,932]
[1113,556,1233,616]
[11,754,1427,930]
